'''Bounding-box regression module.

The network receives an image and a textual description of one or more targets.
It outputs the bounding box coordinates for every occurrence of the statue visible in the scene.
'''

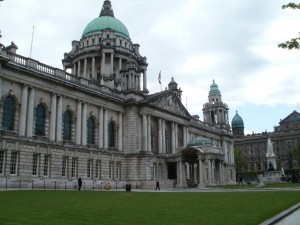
[266,137,277,171]
[267,162,275,171]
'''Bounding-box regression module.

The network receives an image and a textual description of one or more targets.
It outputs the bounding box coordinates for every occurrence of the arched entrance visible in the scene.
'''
[181,148,199,187]
[167,162,177,179]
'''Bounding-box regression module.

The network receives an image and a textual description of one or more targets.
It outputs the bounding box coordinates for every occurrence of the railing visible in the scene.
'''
[4,52,123,100]
[0,179,139,191]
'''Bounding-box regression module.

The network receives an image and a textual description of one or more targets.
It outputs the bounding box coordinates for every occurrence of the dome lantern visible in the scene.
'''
[81,0,130,39]
[100,0,114,17]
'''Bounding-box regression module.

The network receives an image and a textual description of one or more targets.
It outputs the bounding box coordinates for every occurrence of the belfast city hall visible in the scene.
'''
[0,1,235,189]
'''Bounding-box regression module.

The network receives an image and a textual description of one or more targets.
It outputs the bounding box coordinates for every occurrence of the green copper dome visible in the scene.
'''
[231,111,244,128]
[187,136,212,147]
[209,79,221,96]
[82,16,130,38]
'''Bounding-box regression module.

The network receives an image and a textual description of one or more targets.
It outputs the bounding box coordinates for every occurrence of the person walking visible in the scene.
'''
[155,180,160,190]
[78,177,82,190]
[238,176,243,185]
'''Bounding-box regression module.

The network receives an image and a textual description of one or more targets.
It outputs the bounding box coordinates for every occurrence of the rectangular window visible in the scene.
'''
[159,163,162,179]
[32,154,39,176]
[109,161,113,179]
[62,157,67,177]
[87,160,92,178]
[0,151,4,174]
[43,155,50,177]
[95,160,101,179]
[116,162,121,180]
[10,152,18,175]
[71,158,77,178]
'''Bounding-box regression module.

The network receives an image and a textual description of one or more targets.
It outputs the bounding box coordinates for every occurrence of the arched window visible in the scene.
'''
[87,117,95,145]
[2,96,15,131]
[63,111,72,140]
[108,121,115,148]
[35,104,45,136]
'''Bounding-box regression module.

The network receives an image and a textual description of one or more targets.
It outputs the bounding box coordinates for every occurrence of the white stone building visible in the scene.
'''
[0,0,235,189]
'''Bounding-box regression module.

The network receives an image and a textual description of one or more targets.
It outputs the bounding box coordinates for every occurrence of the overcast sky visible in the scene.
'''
[1,0,300,134]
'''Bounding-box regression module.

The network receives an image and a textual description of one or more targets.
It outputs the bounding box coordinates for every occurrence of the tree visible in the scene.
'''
[278,3,300,50]
[234,146,247,176]
[292,138,300,167]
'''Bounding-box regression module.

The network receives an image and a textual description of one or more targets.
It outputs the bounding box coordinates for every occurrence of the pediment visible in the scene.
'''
[147,92,191,118]
[280,111,300,124]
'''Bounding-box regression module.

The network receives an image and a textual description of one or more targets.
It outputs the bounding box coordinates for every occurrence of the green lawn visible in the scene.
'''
[0,190,299,225]
[209,182,300,189]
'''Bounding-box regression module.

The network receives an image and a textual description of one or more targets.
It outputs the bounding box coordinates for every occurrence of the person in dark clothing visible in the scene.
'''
[155,180,160,190]
[78,177,82,190]
[238,176,243,185]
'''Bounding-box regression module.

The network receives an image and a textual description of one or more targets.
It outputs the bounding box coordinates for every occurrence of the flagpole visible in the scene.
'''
[158,71,162,91]
[30,26,35,58]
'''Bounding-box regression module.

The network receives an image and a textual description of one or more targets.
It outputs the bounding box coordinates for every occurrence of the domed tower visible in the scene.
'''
[202,80,229,128]
[231,111,244,137]
[168,77,182,101]
[62,0,148,93]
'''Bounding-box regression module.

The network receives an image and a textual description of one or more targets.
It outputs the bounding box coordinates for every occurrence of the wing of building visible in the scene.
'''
[232,110,300,179]
[0,0,235,189]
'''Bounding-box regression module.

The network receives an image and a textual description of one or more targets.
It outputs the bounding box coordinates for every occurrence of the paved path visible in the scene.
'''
[275,208,300,225]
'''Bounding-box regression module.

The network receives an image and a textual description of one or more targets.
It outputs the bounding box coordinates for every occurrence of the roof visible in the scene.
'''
[187,136,212,147]
[209,79,221,96]
[231,111,244,128]
[82,16,130,38]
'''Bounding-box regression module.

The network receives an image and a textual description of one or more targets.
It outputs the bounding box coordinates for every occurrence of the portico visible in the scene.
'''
[174,137,225,188]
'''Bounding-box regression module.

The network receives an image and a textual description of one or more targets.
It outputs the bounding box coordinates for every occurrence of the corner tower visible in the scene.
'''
[231,111,244,137]
[62,0,148,94]
[202,80,230,129]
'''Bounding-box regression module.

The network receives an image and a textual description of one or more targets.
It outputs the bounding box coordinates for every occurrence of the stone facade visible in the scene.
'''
[0,0,235,189]
[233,110,300,177]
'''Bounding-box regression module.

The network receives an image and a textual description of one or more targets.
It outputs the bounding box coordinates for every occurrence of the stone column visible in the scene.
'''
[98,107,104,148]
[208,159,212,184]
[92,57,95,79]
[0,77,2,99]
[175,124,178,149]
[143,69,147,92]
[171,123,175,154]
[212,160,215,183]
[110,53,114,75]
[49,93,57,141]
[179,161,183,186]
[219,162,223,183]
[158,118,162,154]
[231,143,235,164]
[77,60,81,77]
[198,160,203,185]
[82,103,87,146]
[26,87,35,137]
[0,78,2,100]
[129,74,132,89]
[138,76,141,91]
[101,53,105,75]
[147,115,151,152]
[56,95,63,142]
[118,58,122,80]
[103,109,108,148]
[72,64,76,75]
[19,85,28,136]
[76,101,82,145]
[118,112,123,150]
[83,58,87,78]
[162,120,166,154]
[142,114,147,151]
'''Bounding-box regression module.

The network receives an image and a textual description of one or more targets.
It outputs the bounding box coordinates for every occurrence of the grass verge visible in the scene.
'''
[0,190,299,225]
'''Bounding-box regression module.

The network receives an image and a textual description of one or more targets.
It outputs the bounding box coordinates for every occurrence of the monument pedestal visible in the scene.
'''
[262,171,282,184]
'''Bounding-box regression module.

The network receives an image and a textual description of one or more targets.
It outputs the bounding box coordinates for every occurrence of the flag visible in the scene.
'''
[158,71,161,84]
